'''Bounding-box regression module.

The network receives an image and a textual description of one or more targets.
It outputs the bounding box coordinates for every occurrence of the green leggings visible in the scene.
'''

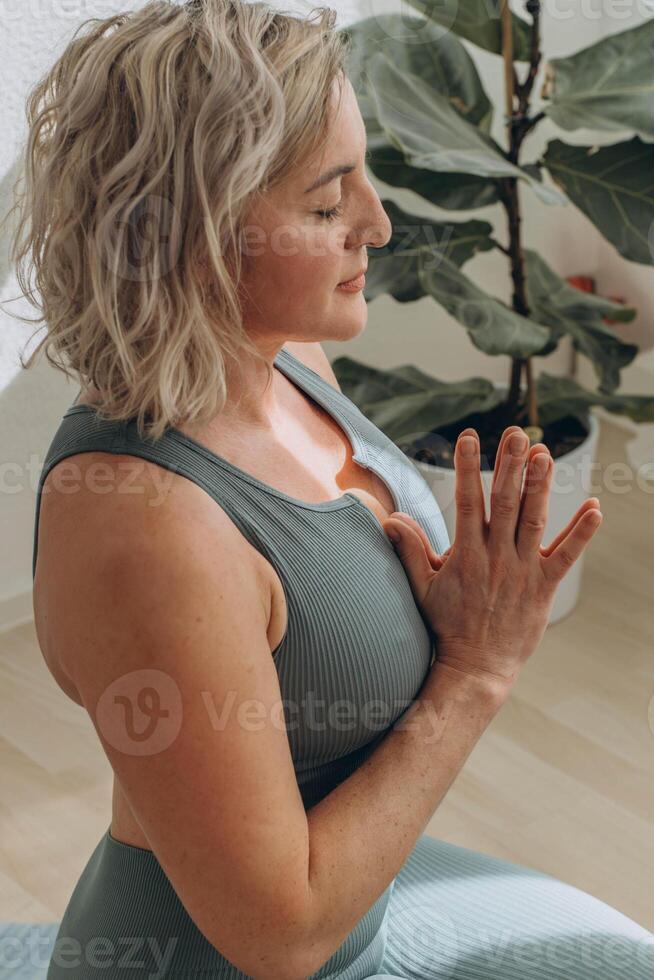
[4,832,652,977]
[363,834,654,979]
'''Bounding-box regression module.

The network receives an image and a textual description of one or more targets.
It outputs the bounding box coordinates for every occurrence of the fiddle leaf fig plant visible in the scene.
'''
[334,2,654,468]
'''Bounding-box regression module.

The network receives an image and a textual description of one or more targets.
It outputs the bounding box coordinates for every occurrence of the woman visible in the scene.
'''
[12,1,652,977]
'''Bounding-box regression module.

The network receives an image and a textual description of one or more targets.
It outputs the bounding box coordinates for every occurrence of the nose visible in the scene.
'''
[344,181,393,252]
[363,198,393,250]
[365,188,393,248]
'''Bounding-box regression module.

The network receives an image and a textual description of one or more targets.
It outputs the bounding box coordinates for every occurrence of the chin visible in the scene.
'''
[324,317,367,346]
[291,298,368,345]
[329,298,369,341]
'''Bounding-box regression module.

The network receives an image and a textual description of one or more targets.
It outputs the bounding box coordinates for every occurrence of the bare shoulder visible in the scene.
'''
[38,451,265,568]
[34,449,319,977]
[283,341,341,391]
[35,452,272,676]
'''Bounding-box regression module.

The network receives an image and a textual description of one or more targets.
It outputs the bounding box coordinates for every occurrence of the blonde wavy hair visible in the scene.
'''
[4,0,350,440]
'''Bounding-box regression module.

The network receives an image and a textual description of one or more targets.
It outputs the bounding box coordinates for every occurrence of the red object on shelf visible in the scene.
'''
[566,274,596,294]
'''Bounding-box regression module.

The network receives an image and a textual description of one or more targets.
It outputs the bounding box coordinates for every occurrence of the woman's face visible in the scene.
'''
[238,75,393,348]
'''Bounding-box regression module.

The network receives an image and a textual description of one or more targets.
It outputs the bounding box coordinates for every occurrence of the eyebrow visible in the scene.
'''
[304,163,357,194]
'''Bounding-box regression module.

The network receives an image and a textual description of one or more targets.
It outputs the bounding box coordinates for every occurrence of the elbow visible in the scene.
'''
[272,939,335,980]
[236,942,326,980]
[258,925,333,980]
[207,933,315,980]
[264,916,338,980]
[218,893,331,980]
[249,961,316,980]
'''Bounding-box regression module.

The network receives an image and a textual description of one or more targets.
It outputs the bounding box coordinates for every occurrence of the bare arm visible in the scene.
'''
[298,421,602,972]
[301,663,506,971]
[54,453,506,980]
[55,461,315,980]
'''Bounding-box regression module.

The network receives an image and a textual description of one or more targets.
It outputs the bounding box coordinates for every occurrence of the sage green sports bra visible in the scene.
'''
[36,345,451,979]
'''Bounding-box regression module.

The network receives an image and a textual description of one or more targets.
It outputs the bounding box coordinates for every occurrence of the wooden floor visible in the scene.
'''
[1,415,652,931]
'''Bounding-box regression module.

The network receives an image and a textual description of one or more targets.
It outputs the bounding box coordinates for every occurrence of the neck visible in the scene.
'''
[74,340,293,436]
[218,341,284,427]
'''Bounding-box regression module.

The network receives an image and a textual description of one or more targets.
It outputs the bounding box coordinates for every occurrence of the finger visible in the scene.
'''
[382,517,435,605]
[385,511,442,569]
[541,506,603,585]
[491,428,545,479]
[490,425,525,498]
[488,429,529,551]
[515,447,552,559]
[431,544,453,570]
[453,427,486,549]
[540,497,601,557]
[527,440,549,465]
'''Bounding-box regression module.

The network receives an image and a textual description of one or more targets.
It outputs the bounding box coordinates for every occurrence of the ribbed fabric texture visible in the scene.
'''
[31,347,654,978]
[35,347,449,978]
[369,834,654,979]
[5,838,654,977]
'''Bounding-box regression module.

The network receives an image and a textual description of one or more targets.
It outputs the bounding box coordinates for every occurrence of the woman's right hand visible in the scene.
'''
[383,425,603,693]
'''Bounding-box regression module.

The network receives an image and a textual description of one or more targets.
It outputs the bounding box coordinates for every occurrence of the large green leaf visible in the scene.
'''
[542,137,654,265]
[404,0,533,61]
[365,199,495,303]
[331,357,504,443]
[523,250,638,393]
[543,19,654,142]
[364,250,422,305]
[536,373,654,427]
[366,143,500,211]
[344,13,493,135]
[418,250,551,357]
[368,53,565,206]
[343,14,499,211]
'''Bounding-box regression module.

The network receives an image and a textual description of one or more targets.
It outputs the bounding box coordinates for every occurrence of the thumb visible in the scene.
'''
[383,515,434,600]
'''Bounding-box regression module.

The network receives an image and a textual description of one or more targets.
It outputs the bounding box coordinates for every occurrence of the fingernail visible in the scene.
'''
[532,453,550,475]
[459,437,477,457]
[510,433,528,455]
[386,526,400,543]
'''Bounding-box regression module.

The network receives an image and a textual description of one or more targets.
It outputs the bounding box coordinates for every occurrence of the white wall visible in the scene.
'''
[1,0,653,624]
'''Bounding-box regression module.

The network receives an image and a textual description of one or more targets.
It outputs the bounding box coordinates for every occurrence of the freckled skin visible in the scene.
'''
[237,75,392,351]
[47,75,393,854]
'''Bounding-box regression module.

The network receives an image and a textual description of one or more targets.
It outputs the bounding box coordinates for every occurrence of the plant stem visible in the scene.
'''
[509,357,523,405]
[501,0,514,119]
[499,0,542,431]
[489,237,510,256]
[524,356,538,426]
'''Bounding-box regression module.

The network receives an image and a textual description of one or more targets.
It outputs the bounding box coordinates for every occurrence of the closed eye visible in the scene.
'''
[315,203,344,222]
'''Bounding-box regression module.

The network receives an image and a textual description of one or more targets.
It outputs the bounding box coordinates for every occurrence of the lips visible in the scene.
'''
[338,267,367,285]
[337,272,366,292]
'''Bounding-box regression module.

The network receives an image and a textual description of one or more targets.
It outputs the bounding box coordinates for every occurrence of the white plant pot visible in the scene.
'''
[413,399,601,626]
